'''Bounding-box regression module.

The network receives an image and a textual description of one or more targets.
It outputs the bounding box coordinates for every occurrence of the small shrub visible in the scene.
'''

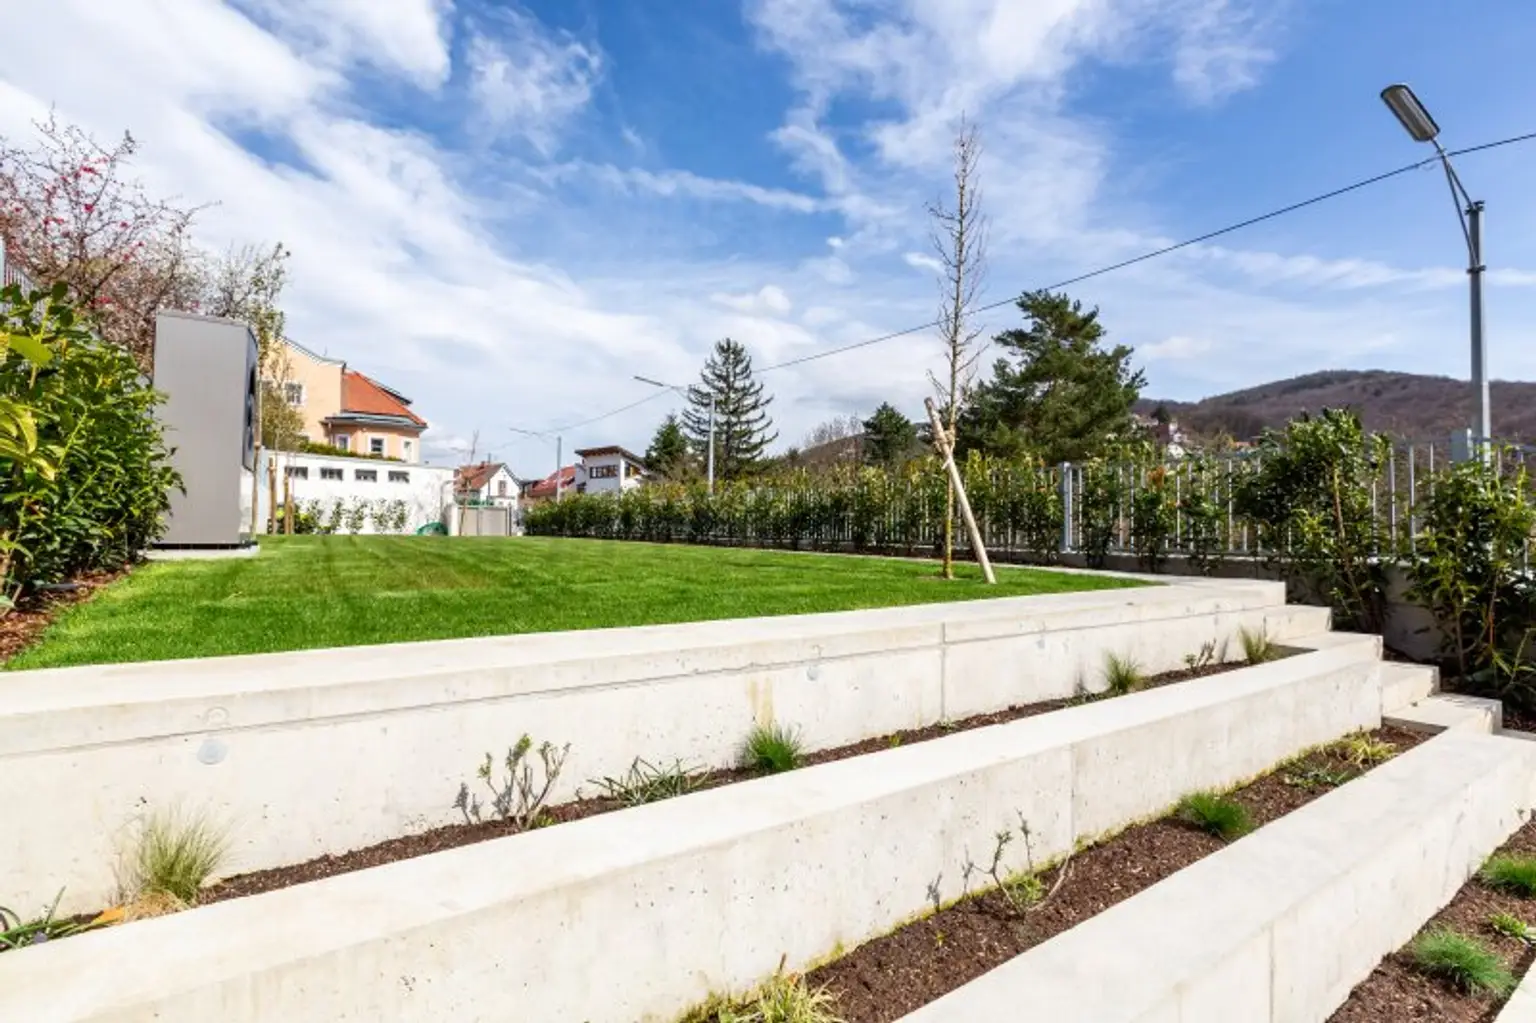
[1409,927,1515,996]
[588,757,703,806]
[1238,625,1278,665]
[1489,911,1533,943]
[125,809,228,906]
[454,734,570,831]
[1103,652,1144,696]
[684,975,844,1023]
[741,723,804,774]
[1480,854,1536,897]
[1282,763,1354,790]
[961,814,1054,918]
[1176,792,1253,841]
[1335,732,1396,769]
[1183,640,1218,671]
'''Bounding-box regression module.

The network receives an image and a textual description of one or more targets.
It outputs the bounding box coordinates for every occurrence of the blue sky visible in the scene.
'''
[2,0,1534,474]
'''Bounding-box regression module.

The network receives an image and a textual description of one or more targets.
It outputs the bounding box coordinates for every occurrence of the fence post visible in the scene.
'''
[1059,462,1073,555]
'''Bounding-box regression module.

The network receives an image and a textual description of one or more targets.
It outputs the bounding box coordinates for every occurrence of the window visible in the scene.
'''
[497,480,508,497]
[403,440,414,461]
[388,471,410,484]
[334,434,351,451]
[587,464,618,479]
[285,466,309,480]
[355,469,377,483]
[369,437,385,456]
[320,467,343,481]
[282,382,304,407]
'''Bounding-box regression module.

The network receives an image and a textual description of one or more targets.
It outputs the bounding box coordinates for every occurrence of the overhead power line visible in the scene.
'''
[526,129,1536,435]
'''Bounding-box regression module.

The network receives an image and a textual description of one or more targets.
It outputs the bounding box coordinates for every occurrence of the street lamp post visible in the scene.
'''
[635,375,714,494]
[508,426,564,502]
[1380,83,1491,453]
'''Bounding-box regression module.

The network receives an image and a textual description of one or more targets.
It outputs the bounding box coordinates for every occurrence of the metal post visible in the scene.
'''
[555,434,564,503]
[1469,200,1491,454]
[1059,462,1073,554]
[706,394,716,495]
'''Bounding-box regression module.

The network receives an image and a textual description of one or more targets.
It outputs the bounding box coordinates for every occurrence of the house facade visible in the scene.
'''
[455,461,522,507]
[271,338,427,462]
[574,446,648,495]
[522,465,578,504]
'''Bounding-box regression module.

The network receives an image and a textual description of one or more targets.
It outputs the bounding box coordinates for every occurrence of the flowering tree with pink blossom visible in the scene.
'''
[0,113,208,371]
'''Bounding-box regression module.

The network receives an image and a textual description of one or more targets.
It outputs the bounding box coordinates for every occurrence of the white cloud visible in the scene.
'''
[1170,0,1280,105]
[712,285,794,316]
[903,251,943,273]
[1140,335,1214,361]
[550,162,824,212]
[466,8,602,152]
[234,0,454,87]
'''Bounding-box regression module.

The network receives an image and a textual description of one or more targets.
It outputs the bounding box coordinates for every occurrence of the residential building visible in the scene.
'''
[456,461,522,507]
[522,465,578,504]
[269,338,427,462]
[574,446,648,495]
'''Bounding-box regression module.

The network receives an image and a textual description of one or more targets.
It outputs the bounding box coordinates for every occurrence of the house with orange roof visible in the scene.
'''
[269,337,428,462]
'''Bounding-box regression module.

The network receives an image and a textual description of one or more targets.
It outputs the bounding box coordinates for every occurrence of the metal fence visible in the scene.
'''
[0,239,34,293]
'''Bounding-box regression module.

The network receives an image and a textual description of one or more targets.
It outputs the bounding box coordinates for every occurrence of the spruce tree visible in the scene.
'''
[645,413,690,480]
[862,403,918,468]
[683,338,777,481]
[958,290,1145,464]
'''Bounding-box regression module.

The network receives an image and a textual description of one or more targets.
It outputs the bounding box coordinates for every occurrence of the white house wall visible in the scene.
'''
[255,451,453,534]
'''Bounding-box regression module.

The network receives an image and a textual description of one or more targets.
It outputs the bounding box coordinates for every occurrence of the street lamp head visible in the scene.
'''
[1380,84,1440,143]
[633,375,668,389]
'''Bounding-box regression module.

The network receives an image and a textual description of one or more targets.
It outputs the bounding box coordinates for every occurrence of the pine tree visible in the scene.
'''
[862,403,918,468]
[645,413,690,480]
[683,338,777,481]
[958,290,1145,464]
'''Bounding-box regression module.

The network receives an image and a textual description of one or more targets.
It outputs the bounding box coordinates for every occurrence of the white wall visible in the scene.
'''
[0,640,1390,1023]
[255,450,453,534]
[0,580,1330,914]
[577,452,643,495]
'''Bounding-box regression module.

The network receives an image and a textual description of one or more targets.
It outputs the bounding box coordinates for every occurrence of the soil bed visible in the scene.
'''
[740,725,1424,1023]
[1328,818,1536,1023]
[205,658,1252,904]
[0,570,122,665]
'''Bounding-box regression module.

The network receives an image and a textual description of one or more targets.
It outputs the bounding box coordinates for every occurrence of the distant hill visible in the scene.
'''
[1139,370,1536,443]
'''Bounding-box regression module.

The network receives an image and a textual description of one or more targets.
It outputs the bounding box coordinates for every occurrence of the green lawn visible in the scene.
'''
[6,536,1146,669]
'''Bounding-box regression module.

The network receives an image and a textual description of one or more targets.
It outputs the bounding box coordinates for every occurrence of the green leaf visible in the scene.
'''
[3,328,53,366]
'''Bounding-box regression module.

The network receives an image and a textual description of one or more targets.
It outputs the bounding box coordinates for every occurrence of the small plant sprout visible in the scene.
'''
[684,973,844,1023]
[1103,652,1144,696]
[741,722,804,774]
[1282,763,1353,790]
[1480,854,1536,897]
[0,890,101,952]
[1335,732,1397,769]
[1409,927,1515,997]
[1176,792,1253,841]
[960,812,1068,918]
[1183,640,1218,671]
[124,808,229,908]
[454,734,570,831]
[1237,625,1279,665]
[588,757,702,807]
[1489,911,1534,944]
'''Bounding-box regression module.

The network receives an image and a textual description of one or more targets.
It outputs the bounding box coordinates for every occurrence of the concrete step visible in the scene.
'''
[1386,692,1501,734]
[1499,969,1536,1021]
[900,729,1536,1023]
[1379,661,1440,714]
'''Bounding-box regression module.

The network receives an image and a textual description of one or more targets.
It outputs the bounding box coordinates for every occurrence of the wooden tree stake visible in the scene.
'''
[925,397,996,584]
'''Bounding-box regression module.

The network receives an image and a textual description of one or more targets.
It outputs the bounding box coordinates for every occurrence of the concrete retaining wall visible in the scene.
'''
[904,728,1536,1023]
[0,580,1325,915]
[0,639,1382,1022]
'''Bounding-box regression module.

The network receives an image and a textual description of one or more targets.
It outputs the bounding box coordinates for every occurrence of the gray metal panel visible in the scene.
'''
[152,312,258,546]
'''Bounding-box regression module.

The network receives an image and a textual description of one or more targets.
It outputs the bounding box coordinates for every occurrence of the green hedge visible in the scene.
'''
[1,283,179,606]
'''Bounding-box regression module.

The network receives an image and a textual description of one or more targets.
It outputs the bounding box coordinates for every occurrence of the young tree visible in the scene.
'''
[927,117,987,579]
[959,290,1146,465]
[205,242,294,446]
[0,113,208,371]
[683,338,777,481]
[862,402,919,469]
[645,413,690,480]
[803,414,863,450]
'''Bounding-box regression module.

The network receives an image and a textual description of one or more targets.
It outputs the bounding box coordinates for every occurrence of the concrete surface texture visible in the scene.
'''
[0,636,1385,1022]
[901,729,1536,1023]
[0,580,1325,914]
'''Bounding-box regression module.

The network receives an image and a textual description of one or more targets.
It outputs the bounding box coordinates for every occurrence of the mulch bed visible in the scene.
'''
[773,726,1426,1023]
[1329,818,1536,1023]
[0,570,123,665]
[204,659,1247,905]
